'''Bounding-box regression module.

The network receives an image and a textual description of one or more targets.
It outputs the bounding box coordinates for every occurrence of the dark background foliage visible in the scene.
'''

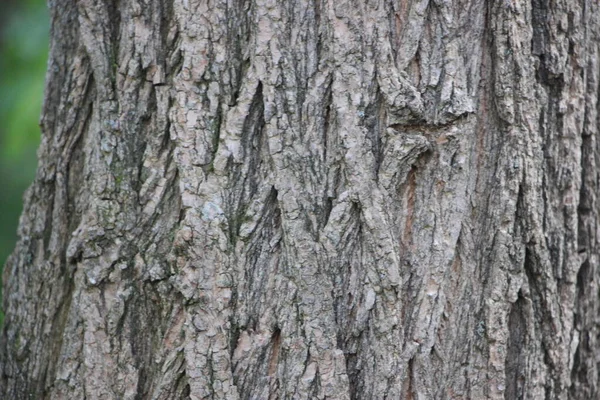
[0,0,48,322]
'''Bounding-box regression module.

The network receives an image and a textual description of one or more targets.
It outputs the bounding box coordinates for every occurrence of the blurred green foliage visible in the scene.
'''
[0,0,49,320]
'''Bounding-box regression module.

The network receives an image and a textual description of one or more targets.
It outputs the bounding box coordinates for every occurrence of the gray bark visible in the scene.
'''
[2,0,600,398]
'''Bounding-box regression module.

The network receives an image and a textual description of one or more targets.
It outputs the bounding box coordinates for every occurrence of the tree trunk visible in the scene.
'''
[2,0,599,398]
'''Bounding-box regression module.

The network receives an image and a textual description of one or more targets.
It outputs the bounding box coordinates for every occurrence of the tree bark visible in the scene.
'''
[2,0,600,398]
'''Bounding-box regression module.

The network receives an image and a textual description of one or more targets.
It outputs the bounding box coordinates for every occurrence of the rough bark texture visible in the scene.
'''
[2,0,600,399]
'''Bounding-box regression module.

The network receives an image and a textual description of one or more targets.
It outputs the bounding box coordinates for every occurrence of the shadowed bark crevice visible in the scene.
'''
[505,294,528,400]
[364,83,386,179]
